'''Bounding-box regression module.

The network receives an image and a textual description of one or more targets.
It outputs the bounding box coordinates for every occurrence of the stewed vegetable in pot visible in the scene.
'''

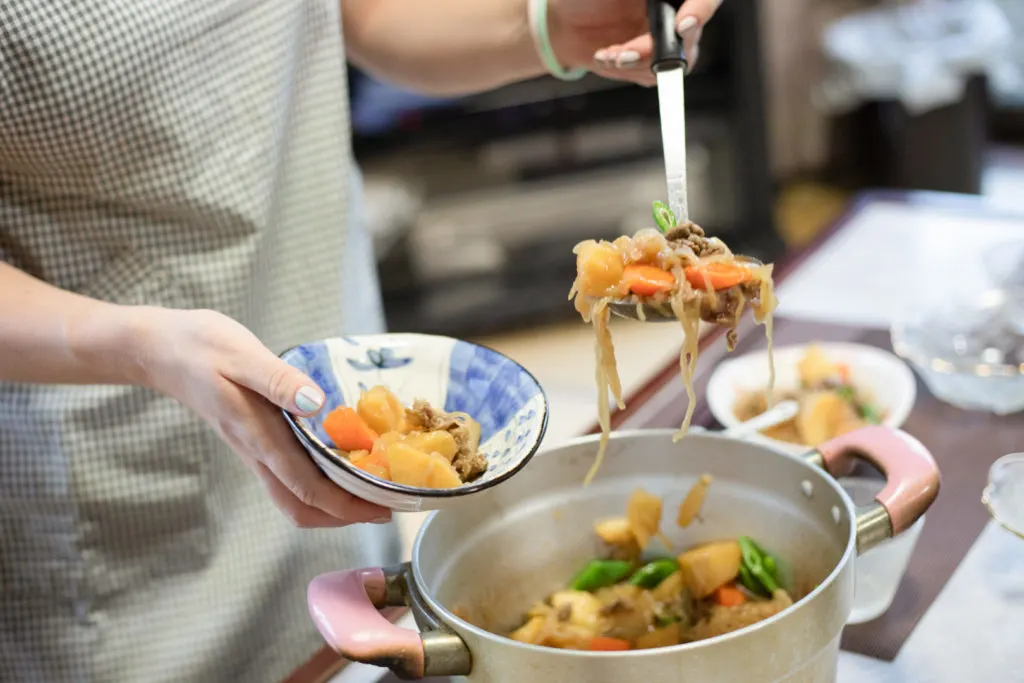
[506,488,795,652]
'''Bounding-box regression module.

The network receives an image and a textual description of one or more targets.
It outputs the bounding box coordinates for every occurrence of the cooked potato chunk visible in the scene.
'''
[576,241,625,298]
[403,430,458,461]
[677,540,742,599]
[357,385,406,434]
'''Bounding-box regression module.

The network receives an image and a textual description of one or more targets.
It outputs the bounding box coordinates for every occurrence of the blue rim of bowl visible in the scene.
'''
[277,335,550,498]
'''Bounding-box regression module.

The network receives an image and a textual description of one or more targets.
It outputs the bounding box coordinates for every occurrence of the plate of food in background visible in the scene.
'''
[706,343,916,453]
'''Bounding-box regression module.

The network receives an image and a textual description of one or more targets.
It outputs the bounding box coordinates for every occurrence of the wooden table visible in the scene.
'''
[286,190,1024,683]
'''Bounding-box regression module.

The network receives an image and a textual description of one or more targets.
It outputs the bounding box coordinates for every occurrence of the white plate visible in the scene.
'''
[706,343,917,453]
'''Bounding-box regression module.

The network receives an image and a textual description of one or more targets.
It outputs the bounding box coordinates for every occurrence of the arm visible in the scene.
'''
[342,0,544,96]
[0,262,387,525]
[0,262,146,385]
[341,0,725,96]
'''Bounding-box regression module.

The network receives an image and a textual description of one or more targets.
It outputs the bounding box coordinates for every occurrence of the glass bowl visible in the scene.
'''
[982,453,1024,541]
[891,289,1024,415]
[840,476,926,623]
[983,240,1024,334]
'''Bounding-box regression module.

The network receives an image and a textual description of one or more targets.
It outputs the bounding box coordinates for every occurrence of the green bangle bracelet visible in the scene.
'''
[528,0,588,81]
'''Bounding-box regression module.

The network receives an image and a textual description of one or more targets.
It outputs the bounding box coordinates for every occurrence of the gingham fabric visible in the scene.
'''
[0,2,400,681]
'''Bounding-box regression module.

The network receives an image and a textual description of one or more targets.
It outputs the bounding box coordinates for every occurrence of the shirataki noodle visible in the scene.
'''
[570,212,777,485]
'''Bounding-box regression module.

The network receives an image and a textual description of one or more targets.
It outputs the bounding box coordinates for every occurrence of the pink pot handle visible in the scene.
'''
[816,425,940,536]
[307,567,426,679]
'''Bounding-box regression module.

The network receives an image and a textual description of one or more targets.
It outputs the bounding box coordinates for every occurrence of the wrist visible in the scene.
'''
[67,303,161,387]
[542,0,587,72]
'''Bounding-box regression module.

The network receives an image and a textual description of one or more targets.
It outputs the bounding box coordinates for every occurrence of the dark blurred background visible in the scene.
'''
[347,0,1024,338]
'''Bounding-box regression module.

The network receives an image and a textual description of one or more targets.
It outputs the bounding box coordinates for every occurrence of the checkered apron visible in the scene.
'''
[0,2,400,681]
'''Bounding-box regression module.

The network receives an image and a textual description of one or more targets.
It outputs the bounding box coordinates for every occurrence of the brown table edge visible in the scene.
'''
[284,188,1010,682]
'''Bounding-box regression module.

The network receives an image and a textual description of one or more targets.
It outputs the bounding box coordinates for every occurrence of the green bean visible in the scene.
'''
[652,201,676,233]
[628,558,680,589]
[738,563,764,596]
[835,385,856,402]
[569,559,634,592]
[836,386,882,424]
[738,536,780,595]
[860,403,883,424]
[655,614,680,628]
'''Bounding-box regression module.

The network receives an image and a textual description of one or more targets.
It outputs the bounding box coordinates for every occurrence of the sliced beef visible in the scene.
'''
[406,400,487,482]
[696,280,761,327]
[665,221,727,258]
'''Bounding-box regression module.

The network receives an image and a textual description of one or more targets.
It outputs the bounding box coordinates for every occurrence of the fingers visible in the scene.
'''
[675,0,723,36]
[253,461,352,528]
[684,27,702,72]
[592,20,705,82]
[253,398,393,525]
[229,343,326,418]
[214,378,392,526]
[173,311,391,528]
[594,34,652,71]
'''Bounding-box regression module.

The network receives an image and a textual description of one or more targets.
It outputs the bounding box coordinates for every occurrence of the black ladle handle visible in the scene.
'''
[647,0,686,73]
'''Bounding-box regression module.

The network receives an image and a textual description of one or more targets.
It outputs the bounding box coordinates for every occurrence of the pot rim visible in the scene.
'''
[410,429,859,656]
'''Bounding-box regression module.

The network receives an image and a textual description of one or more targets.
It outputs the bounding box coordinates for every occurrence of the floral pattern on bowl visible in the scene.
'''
[280,334,549,511]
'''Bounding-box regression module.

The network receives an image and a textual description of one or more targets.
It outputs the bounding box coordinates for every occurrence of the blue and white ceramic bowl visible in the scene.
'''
[279,334,549,511]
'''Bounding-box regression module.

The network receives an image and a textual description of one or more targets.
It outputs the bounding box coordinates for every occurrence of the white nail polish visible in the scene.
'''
[676,16,698,34]
[594,49,609,63]
[295,386,324,414]
[616,50,640,67]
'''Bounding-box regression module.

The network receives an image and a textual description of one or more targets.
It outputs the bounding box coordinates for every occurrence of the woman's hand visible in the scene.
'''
[135,307,392,529]
[549,0,723,85]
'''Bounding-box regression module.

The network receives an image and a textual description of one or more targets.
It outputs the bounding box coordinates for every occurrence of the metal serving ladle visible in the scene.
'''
[606,3,765,325]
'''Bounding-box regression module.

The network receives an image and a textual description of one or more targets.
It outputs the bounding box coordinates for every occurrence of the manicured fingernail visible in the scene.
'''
[594,49,610,64]
[615,50,640,68]
[295,386,324,414]
[676,16,698,35]
[370,516,391,525]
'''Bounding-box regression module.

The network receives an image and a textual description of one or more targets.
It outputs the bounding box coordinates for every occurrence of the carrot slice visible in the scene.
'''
[712,584,746,607]
[350,448,390,480]
[684,261,755,291]
[589,636,631,651]
[836,362,851,384]
[622,265,675,297]
[323,406,379,452]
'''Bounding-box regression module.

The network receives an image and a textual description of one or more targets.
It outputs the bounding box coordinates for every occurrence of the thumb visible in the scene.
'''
[235,349,326,417]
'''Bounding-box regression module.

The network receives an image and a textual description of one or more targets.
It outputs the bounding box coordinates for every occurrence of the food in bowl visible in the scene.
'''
[570,200,778,483]
[732,344,884,446]
[321,385,484,489]
[502,489,795,651]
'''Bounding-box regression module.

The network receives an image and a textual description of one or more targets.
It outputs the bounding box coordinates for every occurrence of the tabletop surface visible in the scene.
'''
[295,190,1024,683]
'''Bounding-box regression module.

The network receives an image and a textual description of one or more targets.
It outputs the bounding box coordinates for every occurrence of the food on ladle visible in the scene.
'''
[321,385,485,489]
[570,201,778,484]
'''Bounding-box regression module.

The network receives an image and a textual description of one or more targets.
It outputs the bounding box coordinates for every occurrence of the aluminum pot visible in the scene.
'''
[308,425,939,683]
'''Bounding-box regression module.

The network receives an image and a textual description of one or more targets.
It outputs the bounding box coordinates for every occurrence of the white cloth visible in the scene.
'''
[0,2,399,681]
